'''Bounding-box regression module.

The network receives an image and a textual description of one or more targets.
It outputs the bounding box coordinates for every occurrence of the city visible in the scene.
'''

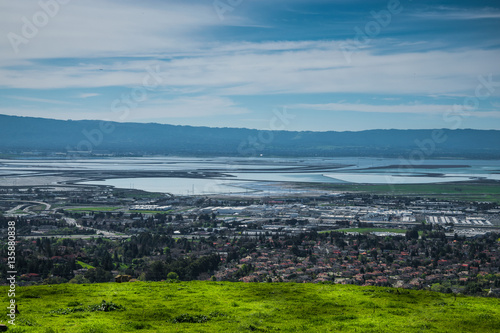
[1,183,499,296]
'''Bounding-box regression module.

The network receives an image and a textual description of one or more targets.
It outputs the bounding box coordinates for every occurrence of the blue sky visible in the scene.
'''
[1,0,499,131]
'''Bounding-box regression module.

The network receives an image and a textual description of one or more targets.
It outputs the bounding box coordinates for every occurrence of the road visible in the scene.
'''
[4,200,52,216]
[14,216,129,240]
[5,204,25,215]
[63,217,126,238]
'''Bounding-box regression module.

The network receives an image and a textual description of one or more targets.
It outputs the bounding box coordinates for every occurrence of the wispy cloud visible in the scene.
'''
[0,106,111,121]
[77,93,100,99]
[412,6,500,20]
[0,95,249,122]
[0,0,255,62]
[7,96,74,105]
[289,102,500,118]
[2,43,499,98]
[0,0,499,130]
[142,96,250,119]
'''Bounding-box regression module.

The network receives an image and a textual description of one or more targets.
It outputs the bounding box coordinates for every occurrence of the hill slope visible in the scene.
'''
[1,114,499,158]
[2,281,500,332]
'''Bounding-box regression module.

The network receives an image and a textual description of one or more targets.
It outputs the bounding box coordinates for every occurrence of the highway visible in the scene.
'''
[4,200,52,216]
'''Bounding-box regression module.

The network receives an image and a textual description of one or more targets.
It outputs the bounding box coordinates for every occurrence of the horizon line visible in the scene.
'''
[1,113,499,134]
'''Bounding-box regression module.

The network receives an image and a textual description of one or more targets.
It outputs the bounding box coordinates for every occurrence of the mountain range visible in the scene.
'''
[1,114,499,158]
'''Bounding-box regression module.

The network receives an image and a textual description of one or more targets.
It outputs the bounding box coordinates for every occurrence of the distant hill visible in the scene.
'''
[1,114,499,158]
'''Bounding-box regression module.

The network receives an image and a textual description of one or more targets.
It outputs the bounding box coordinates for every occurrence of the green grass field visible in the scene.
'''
[2,281,500,332]
[304,181,500,203]
[28,205,47,212]
[76,261,95,270]
[65,207,121,212]
[127,210,173,214]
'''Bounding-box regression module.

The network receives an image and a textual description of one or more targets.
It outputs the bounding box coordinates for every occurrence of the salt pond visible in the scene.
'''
[1,156,498,195]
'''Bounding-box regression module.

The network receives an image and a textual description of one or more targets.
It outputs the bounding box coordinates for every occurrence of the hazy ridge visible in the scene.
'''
[1,114,499,158]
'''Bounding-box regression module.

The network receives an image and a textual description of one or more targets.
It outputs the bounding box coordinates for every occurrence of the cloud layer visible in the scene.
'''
[0,0,499,130]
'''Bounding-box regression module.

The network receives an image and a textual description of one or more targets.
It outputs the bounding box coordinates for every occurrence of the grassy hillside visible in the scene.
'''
[2,282,500,332]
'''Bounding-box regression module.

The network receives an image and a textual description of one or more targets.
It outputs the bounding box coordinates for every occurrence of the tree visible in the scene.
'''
[167,272,179,280]
[358,254,367,264]
[101,252,114,271]
[69,274,90,284]
[146,261,165,281]
[84,267,112,283]
[198,213,211,221]
[405,228,419,240]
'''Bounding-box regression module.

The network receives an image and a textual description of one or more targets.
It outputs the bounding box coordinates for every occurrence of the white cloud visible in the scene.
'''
[134,96,250,119]
[0,95,249,122]
[78,93,100,99]
[1,1,499,100]
[2,41,500,99]
[0,0,249,62]
[412,6,500,20]
[289,102,500,118]
[1,1,499,130]
[0,107,103,121]
[7,95,75,105]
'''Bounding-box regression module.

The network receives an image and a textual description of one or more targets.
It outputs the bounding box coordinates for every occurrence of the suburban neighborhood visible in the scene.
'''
[1,185,499,296]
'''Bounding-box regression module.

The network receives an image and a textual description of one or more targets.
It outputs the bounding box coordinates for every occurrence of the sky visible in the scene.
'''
[1,0,500,132]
